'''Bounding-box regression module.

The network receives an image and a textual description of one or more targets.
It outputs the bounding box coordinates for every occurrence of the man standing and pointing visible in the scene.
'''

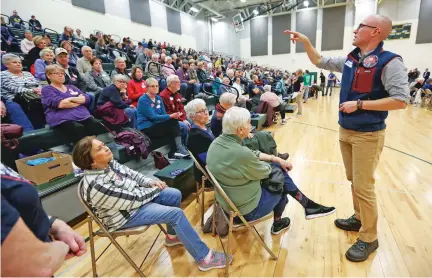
[284,14,409,262]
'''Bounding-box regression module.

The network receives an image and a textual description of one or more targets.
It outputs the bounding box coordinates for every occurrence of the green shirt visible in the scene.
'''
[303,73,311,86]
[207,134,272,215]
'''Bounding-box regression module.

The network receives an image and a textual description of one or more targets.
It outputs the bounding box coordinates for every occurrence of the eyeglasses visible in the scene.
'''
[356,23,377,31]
[148,85,159,88]
[196,108,209,114]
[116,80,127,83]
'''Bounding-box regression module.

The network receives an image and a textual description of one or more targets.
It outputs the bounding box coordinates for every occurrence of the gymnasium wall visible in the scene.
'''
[1,0,209,50]
[237,0,431,75]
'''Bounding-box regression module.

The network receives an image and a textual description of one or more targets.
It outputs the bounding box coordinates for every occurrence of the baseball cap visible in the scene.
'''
[55,48,68,56]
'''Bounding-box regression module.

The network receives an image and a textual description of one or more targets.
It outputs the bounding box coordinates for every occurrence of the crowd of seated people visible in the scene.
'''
[0,10,350,276]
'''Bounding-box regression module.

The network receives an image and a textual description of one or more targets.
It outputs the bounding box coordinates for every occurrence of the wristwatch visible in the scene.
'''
[357,99,363,110]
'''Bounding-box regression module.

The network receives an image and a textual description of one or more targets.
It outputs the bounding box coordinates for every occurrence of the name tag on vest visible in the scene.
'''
[345,60,353,68]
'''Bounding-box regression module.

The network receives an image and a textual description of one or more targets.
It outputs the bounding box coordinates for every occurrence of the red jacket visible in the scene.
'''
[159,88,186,121]
[127,79,147,107]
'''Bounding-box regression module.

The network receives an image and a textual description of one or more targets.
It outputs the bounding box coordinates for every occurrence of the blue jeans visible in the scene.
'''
[124,107,137,128]
[304,86,310,102]
[4,100,34,132]
[243,163,298,221]
[121,188,210,262]
[86,92,96,114]
[178,121,189,145]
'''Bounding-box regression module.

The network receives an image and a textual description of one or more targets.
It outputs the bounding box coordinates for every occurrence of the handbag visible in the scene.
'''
[261,164,285,194]
[1,124,23,150]
[151,151,170,170]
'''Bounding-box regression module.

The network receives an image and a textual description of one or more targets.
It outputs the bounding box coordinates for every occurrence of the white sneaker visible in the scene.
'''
[281,119,287,125]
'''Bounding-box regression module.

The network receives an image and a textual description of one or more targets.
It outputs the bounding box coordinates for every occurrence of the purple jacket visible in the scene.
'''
[176,68,190,83]
[41,85,91,127]
[34,59,50,81]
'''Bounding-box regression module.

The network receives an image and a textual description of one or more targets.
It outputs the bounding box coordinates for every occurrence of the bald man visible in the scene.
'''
[284,15,409,262]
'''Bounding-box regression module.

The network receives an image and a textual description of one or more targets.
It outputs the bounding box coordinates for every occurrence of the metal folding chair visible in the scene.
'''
[188,151,214,227]
[205,166,277,276]
[77,183,167,277]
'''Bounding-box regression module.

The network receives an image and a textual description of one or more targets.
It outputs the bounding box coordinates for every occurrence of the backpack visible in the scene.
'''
[114,128,151,160]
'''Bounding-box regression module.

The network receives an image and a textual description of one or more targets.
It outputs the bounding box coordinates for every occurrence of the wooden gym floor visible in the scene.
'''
[56,89,432,277]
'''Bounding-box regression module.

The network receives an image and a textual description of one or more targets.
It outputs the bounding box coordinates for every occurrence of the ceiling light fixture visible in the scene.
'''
[240,0,246,2]
[211,17,219,22]
[190,6,199,12]
[304,0,309,7]
[253,9,259,15]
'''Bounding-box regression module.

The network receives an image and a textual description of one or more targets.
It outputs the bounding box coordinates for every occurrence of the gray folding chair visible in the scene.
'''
[205,166,277,276]
[188,151,214,227]
[77,183,167,277]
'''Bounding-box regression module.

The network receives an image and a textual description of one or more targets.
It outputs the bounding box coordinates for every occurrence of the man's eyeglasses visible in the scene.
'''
[196,108,209,114]
[356,23,377,31]
[148,85,159,88]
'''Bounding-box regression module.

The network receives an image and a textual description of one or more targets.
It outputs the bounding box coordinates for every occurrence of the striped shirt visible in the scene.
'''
[0,70,40,100]
[79,160,160,231]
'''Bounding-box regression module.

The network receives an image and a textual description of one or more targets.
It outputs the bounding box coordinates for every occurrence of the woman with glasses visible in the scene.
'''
[137,77,189,159]
[41,64,105,142]
[97,74,137,128]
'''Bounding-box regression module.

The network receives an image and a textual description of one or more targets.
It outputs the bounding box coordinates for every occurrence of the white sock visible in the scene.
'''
[203,250,213,263]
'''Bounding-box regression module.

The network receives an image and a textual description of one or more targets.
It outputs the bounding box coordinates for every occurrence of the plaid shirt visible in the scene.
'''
[0,70,40,100]
[80,160,160,231]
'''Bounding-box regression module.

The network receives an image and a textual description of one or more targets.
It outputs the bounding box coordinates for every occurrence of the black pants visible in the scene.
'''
[275,103,286,119]
[54,117,106,143]
[141,119,180,154]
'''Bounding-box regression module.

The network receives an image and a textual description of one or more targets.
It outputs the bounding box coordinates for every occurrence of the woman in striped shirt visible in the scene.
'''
[73,136,232,271]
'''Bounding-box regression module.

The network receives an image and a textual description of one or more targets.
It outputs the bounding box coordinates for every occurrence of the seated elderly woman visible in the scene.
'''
[127,65,147,107]
[1,94,34,132]
[84,57,111,94]
[137,77,189,159]
[206,107,336,234]
[261,84,287,125]
[97,74,137,128]
[110,57,130,82]
[72,136,231,271]
[1,53,45,129]
[41,64,105,142]
[219,77,249,109]
[34,48,54,81]
[145,53,167,91]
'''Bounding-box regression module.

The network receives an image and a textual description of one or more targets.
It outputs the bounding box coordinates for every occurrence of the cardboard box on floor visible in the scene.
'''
[15,151,73,185]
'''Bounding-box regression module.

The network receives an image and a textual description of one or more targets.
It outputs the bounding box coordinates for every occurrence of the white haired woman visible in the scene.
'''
[207,107,335,235]
[210,93,236,137]
[137,77,189,159]
[97,74,137,128]
[1,54,45,129]
[261,84,287,125]
[110,57,130,82]
[219,77,249,109]
[34,48,54,81]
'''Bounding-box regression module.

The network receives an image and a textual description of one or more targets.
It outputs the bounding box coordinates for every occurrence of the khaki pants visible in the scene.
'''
[296,92,303,114]
[339,127,385,242]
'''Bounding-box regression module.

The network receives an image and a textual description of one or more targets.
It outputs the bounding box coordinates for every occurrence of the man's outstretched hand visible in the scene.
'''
[284,30,309,44]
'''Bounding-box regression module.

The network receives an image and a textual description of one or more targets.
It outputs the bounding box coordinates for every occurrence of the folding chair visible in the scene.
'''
[77,183,167,277]
[188,151,214,227]
[205,166,277,276]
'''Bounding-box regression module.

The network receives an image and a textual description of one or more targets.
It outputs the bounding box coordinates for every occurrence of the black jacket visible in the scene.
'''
[64,66,86,91]
[187,126,214,184]
[196,69,208,83]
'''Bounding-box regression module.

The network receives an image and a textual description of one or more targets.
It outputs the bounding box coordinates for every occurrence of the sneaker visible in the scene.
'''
[297,112,302,116]
[334,214,361,232]
[277,152,289,160]
[345,239,379,262]
[198,250,233,272]
[165,236,183,247]
[281,119,287,125]
[305,203,336,220]
[175,146,190,158]
[271,217,291,235]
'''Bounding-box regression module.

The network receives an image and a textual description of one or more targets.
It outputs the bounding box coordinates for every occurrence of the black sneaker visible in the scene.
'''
[305,204,336,220]
[277,153,289,160]
[271,217,291,235]
[345,239,379,262]
[334,214,361,231]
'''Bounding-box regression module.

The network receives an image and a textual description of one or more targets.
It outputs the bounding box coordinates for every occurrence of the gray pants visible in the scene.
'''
[325,83,333,96]
[303,86,310,102]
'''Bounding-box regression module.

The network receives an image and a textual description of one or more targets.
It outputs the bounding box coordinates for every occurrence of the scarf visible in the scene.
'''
[216,103,227,115]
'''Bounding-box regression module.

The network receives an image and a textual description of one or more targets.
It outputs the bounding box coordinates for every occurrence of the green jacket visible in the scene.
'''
[207,134,272,215]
